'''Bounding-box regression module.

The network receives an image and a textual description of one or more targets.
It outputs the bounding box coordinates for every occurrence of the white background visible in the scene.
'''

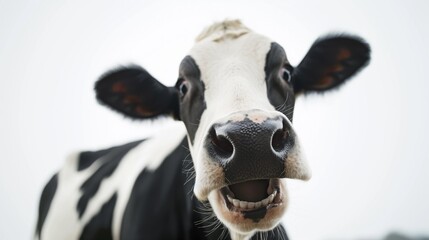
[1,0,428,239]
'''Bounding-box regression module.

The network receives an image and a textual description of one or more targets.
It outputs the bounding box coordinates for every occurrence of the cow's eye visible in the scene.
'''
[179,80,189,97]
[281,68,292,83]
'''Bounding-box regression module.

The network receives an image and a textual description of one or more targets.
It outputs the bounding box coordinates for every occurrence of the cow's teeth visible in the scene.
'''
[226,190,278,210]
[232,199,240,207]
[261,198,269,206]
[268,191,276,204]
[239,201,248,208]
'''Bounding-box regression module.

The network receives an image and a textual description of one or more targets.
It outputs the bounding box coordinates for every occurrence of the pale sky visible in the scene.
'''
[1,0,428,239]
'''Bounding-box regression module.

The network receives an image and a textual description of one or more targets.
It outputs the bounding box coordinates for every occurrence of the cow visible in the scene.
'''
[35,20,370,240]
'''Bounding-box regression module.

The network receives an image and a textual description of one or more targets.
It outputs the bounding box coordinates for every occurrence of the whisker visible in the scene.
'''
[275,93,289,111]
[219,227,228,240]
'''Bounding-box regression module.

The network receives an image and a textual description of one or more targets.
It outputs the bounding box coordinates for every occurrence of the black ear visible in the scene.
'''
[95,66,180,120]
[292,35,370,93]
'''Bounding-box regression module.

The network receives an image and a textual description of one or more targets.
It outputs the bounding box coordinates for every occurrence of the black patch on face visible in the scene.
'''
[35,173,58,239]
[176,56,206,144]
[264,42,296,121]
[79,193,117,240]
[77,140,143,218]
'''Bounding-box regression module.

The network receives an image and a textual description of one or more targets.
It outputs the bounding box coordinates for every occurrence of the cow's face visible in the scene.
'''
[95,20,370,237]
[177,26,309,233]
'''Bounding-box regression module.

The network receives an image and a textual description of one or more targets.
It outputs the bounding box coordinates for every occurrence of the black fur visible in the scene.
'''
[95,66,180,120]
[77,140,143,218]
[35,174,58,239]
[176,56,206,144]
[292,34,371,93]
[78,145,129,171]
[264,42,296,121]
[120,138,192,239]
[79,193,117,240]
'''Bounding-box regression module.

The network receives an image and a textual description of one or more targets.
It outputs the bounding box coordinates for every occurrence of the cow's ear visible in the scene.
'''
[95,66,180,120]
[292,35,370,94]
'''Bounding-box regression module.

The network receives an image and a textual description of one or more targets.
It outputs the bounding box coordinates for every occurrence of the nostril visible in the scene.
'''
[209,127,234,159]
[271,121,289,152]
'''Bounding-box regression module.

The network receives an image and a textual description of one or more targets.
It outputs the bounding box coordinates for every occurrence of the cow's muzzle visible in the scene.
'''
[206,113,293,184]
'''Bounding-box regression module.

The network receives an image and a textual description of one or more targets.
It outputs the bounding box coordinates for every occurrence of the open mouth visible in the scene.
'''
[219,178,283,213]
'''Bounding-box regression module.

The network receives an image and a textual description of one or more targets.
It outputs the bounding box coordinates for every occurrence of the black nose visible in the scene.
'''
[206,116,294,184]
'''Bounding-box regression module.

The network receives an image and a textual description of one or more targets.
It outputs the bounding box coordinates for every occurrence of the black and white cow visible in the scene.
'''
[35,20,370,240]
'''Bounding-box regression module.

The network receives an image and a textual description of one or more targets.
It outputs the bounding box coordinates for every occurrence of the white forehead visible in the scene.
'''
[189,20,274,114]
[189,20,272,79]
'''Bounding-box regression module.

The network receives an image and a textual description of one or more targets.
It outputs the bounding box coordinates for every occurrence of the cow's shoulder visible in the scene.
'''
[38,122,189,240]
[120,132,193,239]
[77,139,144,172]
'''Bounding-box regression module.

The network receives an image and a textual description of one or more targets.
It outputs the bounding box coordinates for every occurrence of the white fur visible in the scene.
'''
[40,122,186,240]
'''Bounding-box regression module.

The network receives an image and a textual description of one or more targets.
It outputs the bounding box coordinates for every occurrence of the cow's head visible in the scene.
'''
[95,20,370,238]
